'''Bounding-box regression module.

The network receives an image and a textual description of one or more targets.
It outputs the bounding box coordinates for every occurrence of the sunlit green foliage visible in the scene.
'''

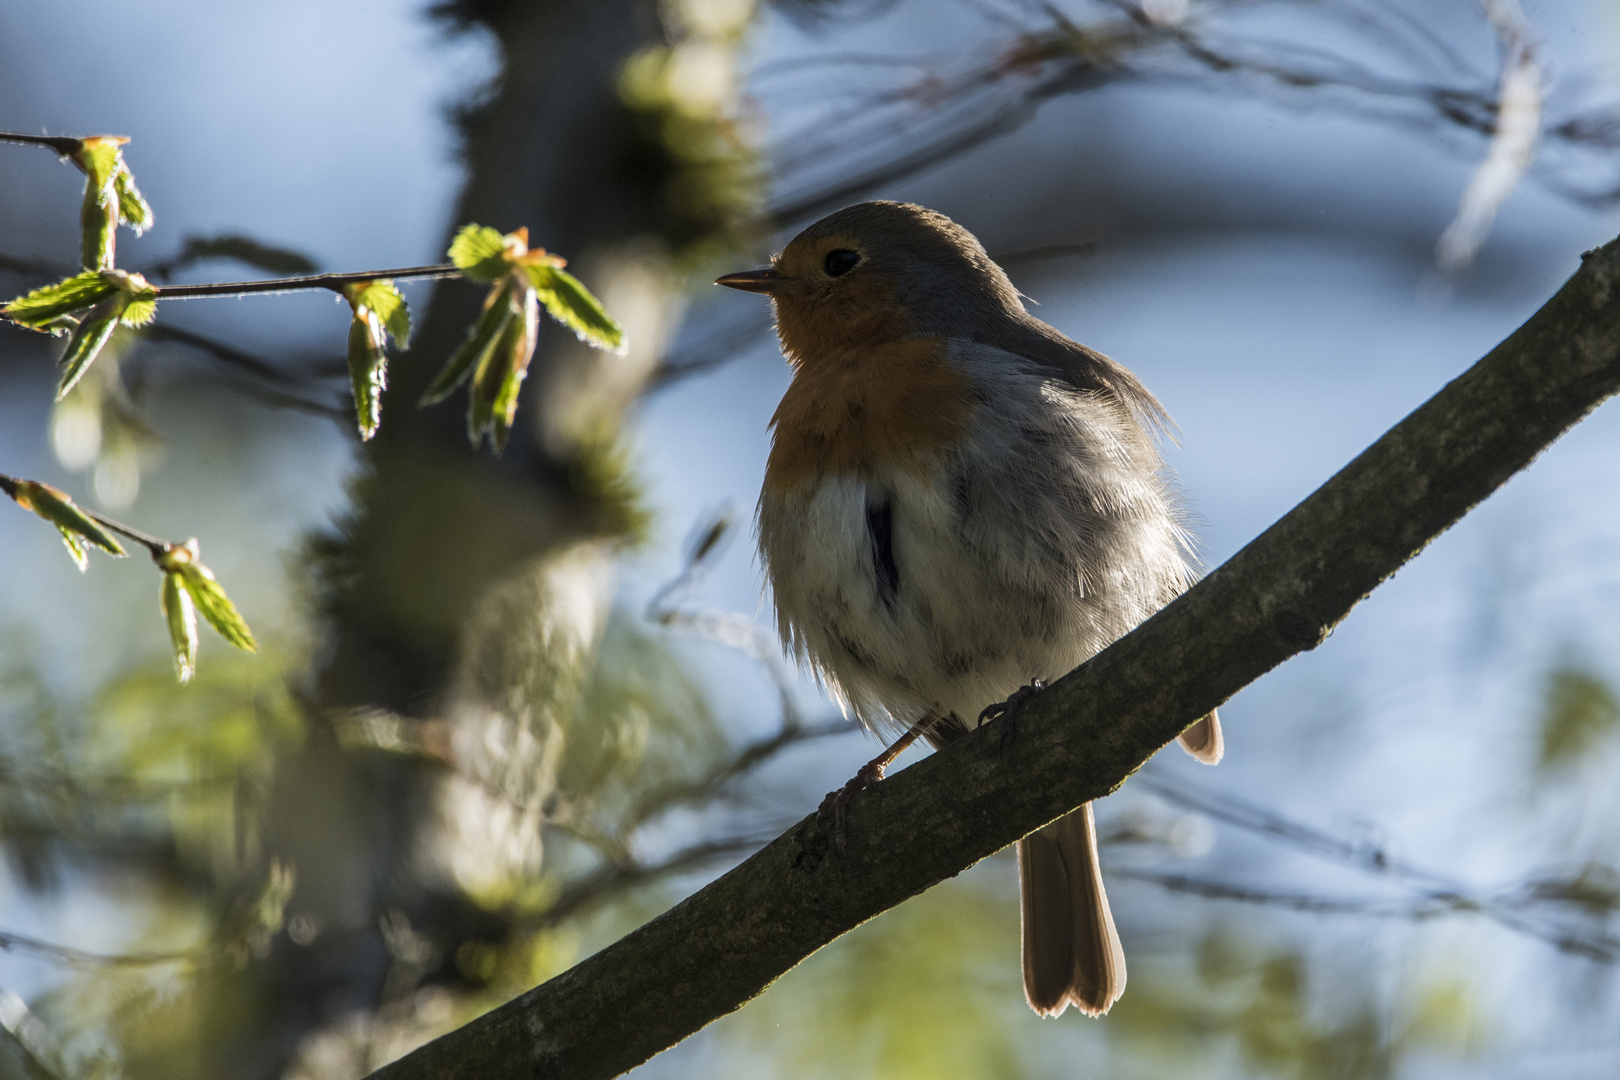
[427,225,626,453]
[2,269,158,397]
[2,270,118,328]
[1,475,127,569]
[342,280,411,440]
[69,135,151,270]
[158,540,259,685]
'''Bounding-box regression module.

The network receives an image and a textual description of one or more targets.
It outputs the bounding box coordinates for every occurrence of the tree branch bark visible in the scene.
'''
[366,234,1620,1080]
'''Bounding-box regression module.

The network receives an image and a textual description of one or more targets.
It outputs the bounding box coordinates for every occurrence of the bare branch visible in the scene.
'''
[529,834,780,930]
[0,132,85,157]
[154,263,460,300]
[625,717,857,830]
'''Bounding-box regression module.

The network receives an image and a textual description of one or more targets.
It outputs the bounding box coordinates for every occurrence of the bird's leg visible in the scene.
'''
[818,714,939,853]
[979,679,1047,748]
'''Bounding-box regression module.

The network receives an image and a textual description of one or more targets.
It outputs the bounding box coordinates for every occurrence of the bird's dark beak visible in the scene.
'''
[715,267,785,294]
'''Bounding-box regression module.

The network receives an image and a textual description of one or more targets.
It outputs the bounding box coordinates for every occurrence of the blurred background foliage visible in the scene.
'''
[2,1,1620,1078]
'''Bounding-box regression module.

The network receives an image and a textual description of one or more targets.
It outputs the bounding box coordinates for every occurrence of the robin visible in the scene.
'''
[717,201,1221,1018]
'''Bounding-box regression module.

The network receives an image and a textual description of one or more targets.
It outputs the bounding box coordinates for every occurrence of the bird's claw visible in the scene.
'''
[979,679,1047,748]
[817,759,887,854]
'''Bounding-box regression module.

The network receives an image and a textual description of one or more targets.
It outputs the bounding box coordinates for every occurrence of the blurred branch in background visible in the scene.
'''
[763,0,1620,224]
[1133,769,1620,963]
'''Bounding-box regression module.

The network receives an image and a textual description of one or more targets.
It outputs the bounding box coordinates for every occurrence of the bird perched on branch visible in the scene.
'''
[717,201,1221,1018]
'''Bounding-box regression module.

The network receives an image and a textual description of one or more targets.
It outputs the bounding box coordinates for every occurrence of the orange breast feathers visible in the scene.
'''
[764,335,977,495]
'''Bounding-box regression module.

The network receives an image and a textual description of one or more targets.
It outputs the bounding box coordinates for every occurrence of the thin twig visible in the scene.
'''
[531,834,777,930]
[155,263,461,300]
[1132,768,1620,962]
[626,717,857,830]
[79,509,169,559]
[0,132,85,156]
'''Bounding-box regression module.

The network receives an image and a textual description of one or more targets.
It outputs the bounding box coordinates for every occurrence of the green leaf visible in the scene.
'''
[8,479,126,558]
[120,294,156,328]
[57,527,89,572]
[111,270,158,328]
[2,271,117,329]
[468,287,537,454]
[113,164,152,234]
[347,314,387,441]
[57,300,122,399]
[447,224,511,282]
[345,280,410,347]
[37,314,82,338]
[46,274,156,396]
[69,138,144,269]
[71,137,124,189]
[161,571,198,684]
[178,561,258,653]
[169,234,317,276]
[81,197,116,270]
[76,141,124,270]
[419,281,516,405]
[528,264,625,353]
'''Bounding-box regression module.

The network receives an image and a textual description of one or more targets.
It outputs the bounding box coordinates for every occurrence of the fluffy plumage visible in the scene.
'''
[724,200,1220,1018]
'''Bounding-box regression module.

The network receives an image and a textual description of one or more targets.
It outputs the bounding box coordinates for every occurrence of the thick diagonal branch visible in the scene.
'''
[367,234,1620,1080]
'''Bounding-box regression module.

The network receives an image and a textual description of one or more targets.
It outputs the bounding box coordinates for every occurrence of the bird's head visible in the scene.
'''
[717,201,1024,364]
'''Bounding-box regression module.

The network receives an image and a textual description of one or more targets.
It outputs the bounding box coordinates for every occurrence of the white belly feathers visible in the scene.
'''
[758,342,1193,735]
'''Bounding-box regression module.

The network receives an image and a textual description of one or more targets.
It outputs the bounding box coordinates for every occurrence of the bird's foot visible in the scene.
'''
[817,759,887,854]
[979,679,1047,748]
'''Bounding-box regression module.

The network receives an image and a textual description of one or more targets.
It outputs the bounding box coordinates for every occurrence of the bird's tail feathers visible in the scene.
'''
[1018,802,1125,1018]
[1176,708,1224,765]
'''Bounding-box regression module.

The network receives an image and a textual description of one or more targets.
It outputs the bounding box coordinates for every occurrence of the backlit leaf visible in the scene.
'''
[528,264,625,353]
[71,137,125,187]
[57,527,89,571]
[2,271,117,330]
[419,280,516,405]
[345,280,410,347]
[447,224,511,282]
[178,562,258,653]
[113,165,152,234]
[113,270,158,328]
[56,300,121,400]
[74,138,126,271]
[49,274,156,397]
[468,286,537,454]
[7,478,126,558]
[161,571,198,684]
[347,314,387,440]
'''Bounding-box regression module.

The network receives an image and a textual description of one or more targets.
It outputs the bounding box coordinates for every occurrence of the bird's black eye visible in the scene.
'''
[824,249,861,278]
